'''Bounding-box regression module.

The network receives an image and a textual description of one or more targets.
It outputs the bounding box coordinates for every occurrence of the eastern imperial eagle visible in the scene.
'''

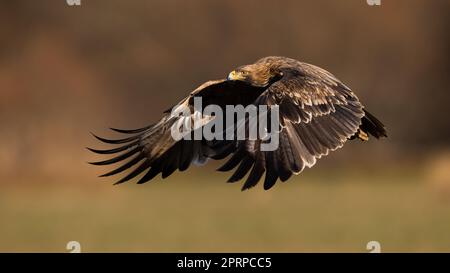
[89,56,387,190]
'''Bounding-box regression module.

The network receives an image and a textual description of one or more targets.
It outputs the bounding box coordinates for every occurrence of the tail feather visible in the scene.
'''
[359,109,387,139]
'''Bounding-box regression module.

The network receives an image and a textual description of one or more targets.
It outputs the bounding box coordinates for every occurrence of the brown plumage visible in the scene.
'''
[89,56,387,190]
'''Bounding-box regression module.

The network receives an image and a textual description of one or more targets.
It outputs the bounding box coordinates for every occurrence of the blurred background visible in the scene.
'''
[0,0,449,252]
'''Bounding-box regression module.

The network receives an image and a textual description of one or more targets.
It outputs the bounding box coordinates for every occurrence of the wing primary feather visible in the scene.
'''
[242,152,265,190]
[113,160,152,185]
[88,146,140,165]
[91,132,140,144]
[99,153,145,177]
[275,133,294,182]
[217,149,245,172]
[227,156,253,183]
[161,150,180,179]
[137,162,162,184]
[264,151,279,190]
[210,141,235,160]
[86,140,139,155]
[109,125,153,134]
[179,141,194,171]
[162,165,177,179]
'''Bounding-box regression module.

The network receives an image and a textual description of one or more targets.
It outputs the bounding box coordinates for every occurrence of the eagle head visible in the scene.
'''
[227,61,283,87]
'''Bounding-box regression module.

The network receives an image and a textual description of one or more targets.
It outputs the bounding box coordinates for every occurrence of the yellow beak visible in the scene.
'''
[227,70,246,81]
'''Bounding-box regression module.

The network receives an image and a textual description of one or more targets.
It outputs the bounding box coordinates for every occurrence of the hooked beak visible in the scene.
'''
[227,70,246,81]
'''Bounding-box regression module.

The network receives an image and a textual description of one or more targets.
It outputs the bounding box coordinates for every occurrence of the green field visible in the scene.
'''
[1,164,450,253]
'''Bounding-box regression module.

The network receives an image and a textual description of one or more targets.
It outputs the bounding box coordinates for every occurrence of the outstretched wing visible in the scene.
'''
[218,65,366,190]
[89,63,385,190]
[88,79,266,185]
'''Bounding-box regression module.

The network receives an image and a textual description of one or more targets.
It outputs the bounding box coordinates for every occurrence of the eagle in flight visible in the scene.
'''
[89,56,387,190]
